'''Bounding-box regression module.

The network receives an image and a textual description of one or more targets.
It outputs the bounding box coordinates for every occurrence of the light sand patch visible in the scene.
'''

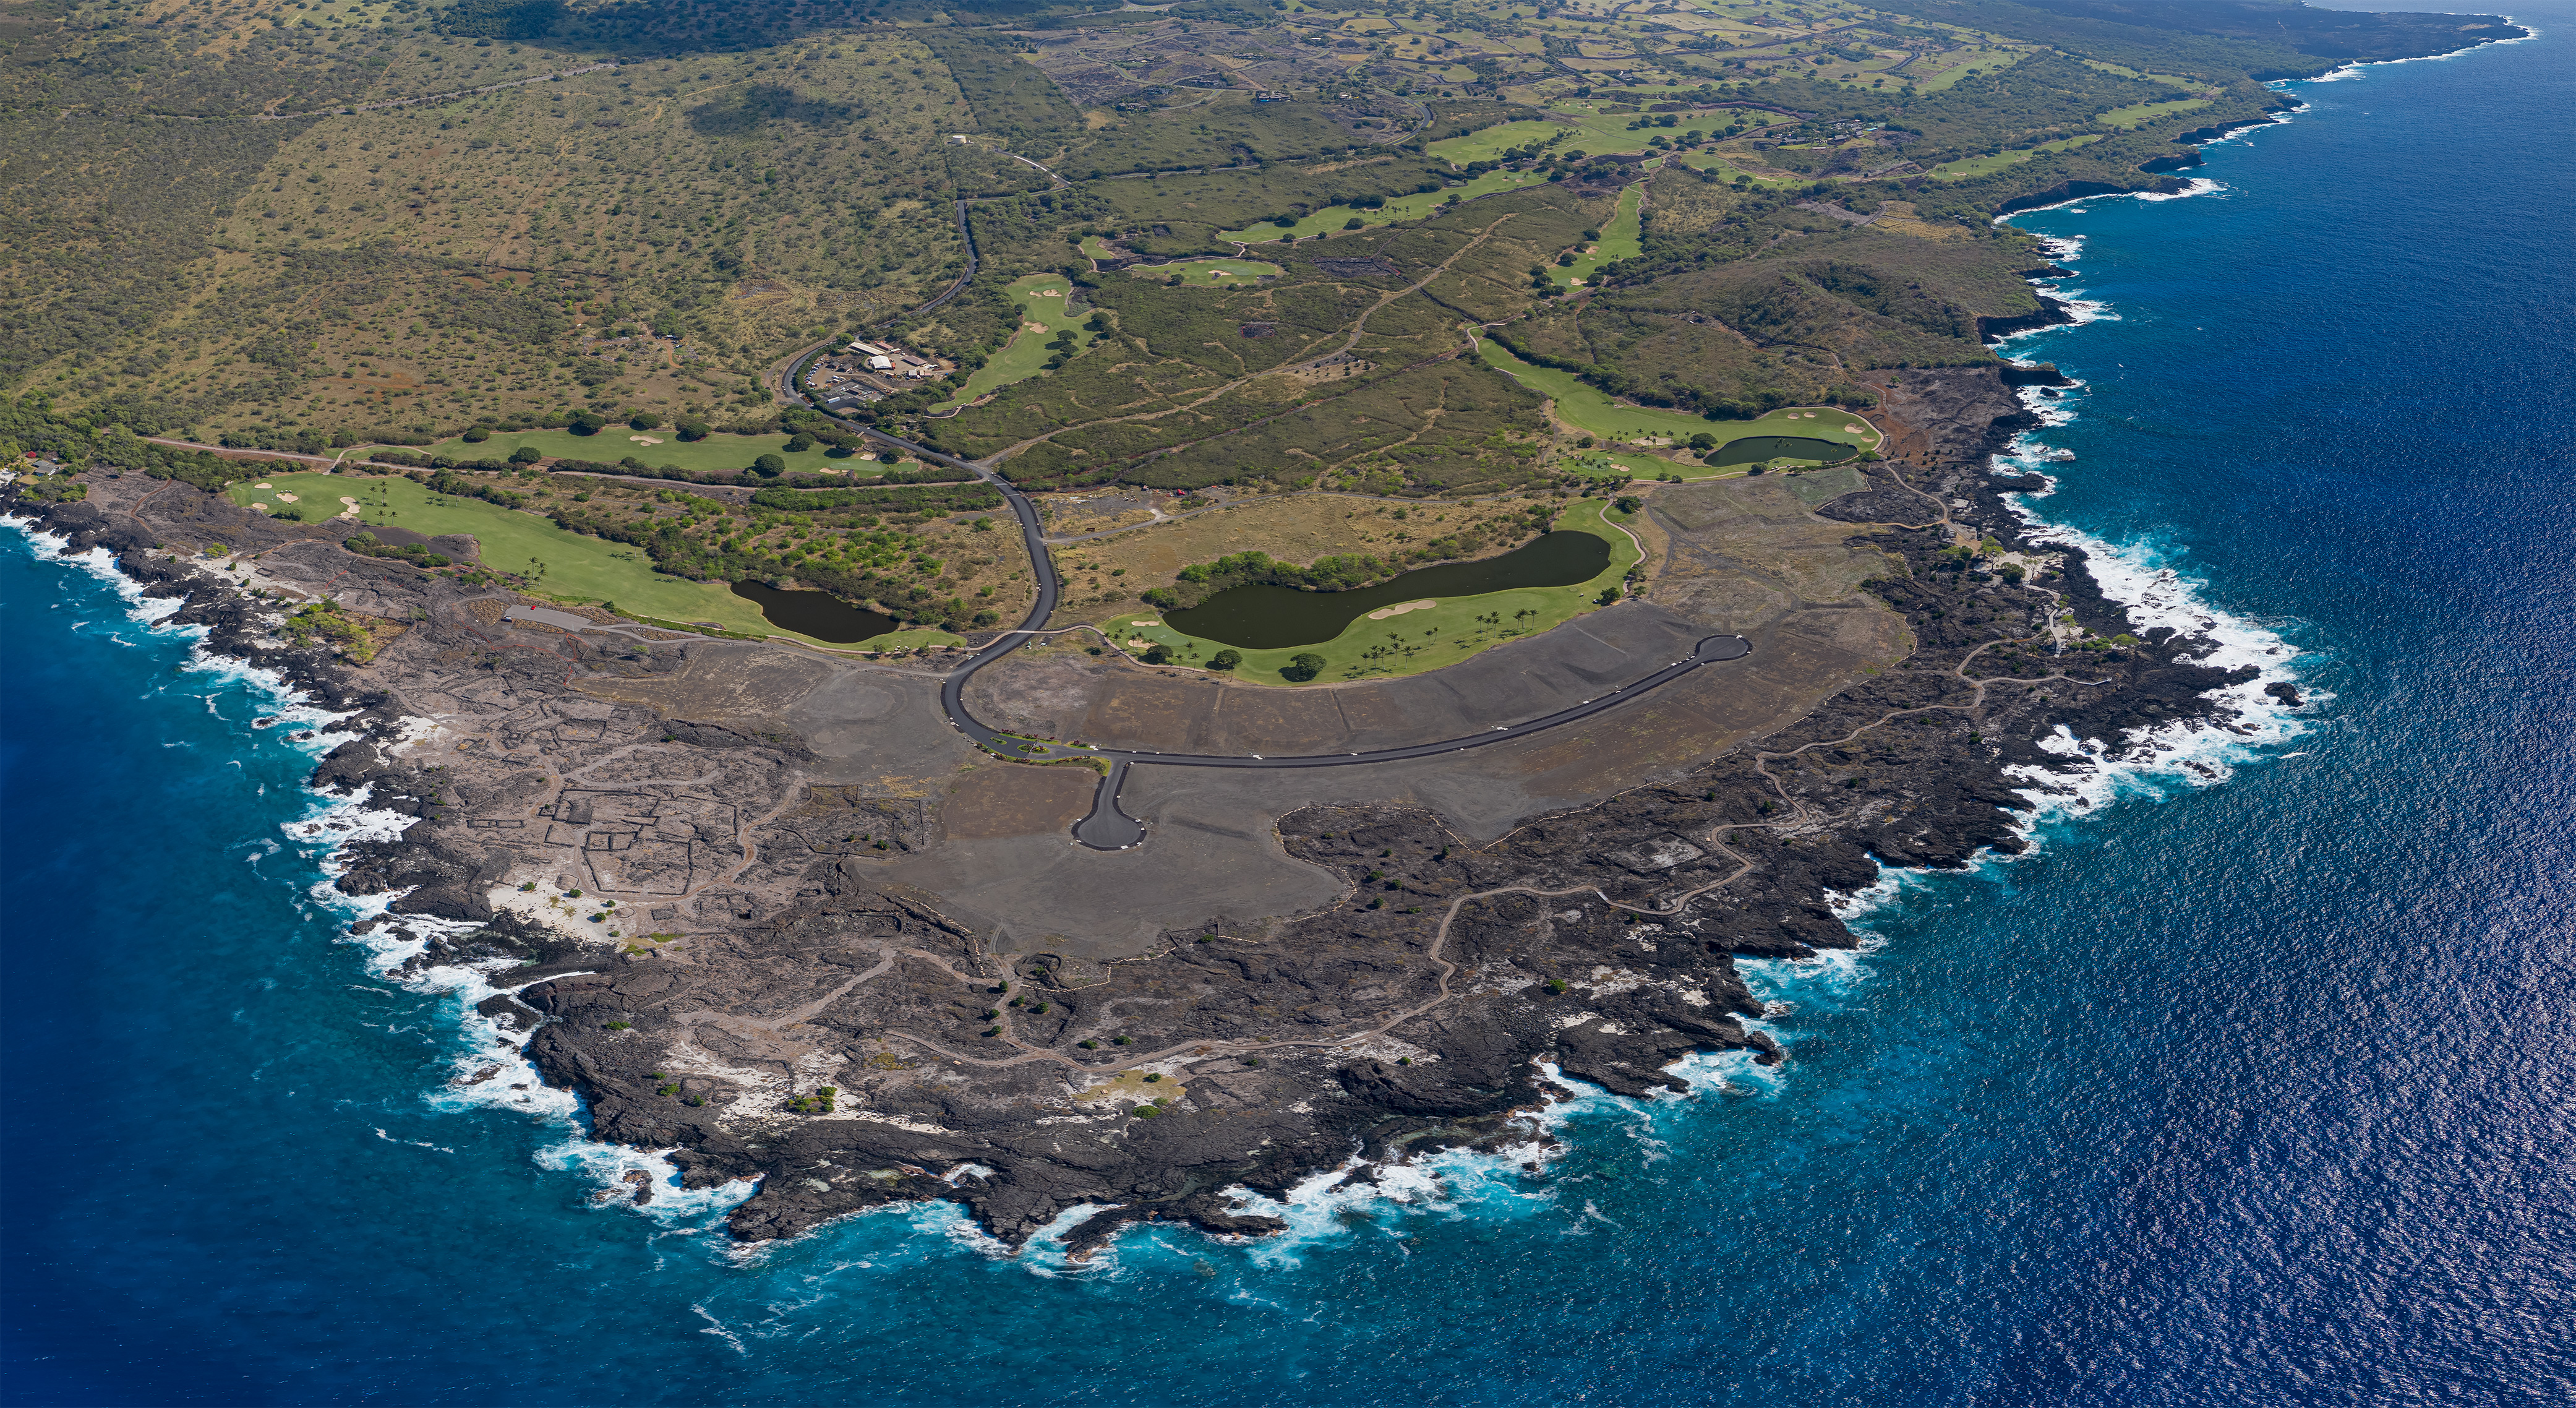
[1075,1070,1186,1104]
[628,435,664,445]
[1844,423,1865,434]
[1365,599,1438,620]
[254,482,272,489]
[1033,289,1064,298]
[274,492,299,502]
[1024,321,1048,332]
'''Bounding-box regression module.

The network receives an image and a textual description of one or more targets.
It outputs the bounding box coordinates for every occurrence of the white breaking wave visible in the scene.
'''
[2301,21,2536,81]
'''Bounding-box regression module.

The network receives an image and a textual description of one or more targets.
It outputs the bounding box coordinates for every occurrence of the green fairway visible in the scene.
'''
[1479,339,1726,442]
[1555,182,1642,286]
[1480,340,1885,459]
[1217,166,1557,243]
[1564,448,1686,479]
[1671,149,1799,189]
[400,426,844,477]
[1424,118,1574,165]
[1919,48,2031,92]
[934,273,1098,413]
[2097,97,2212,129]
[1100,499,1642,685]
[226,471,883,648]
[1129,257,1286,288]
[1926,134,2103,180]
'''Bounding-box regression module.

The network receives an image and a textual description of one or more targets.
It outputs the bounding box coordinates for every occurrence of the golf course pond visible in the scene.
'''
[730,581,898,644]
[1164,530,1611,650]
[1708,435,1858,467]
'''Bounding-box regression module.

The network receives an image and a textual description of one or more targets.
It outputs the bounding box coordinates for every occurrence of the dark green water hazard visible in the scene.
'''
[1163,530,1611,650]
[1710,435,1855,467]
[730,580,899,643]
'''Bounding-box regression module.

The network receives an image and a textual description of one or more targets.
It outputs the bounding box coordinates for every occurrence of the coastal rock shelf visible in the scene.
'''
[6,362,2266,1255]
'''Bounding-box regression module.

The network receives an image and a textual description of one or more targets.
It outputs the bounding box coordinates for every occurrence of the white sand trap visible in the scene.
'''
[254,482,272,489]
[629,435,663,445]
[1804,411,1818,418]
[1024,322,1047,332]
[1035,290,1064,298]
[1211,270,1231,278]
[274,492,299,502]
[1844,423,1865,434]
[1126,638,1153,650]
[1366,599,1438,620]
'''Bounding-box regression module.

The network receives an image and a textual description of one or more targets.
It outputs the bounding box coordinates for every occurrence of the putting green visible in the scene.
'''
[225,471,889,648]
[1100,499,1641,685]
[934,274,1099,413]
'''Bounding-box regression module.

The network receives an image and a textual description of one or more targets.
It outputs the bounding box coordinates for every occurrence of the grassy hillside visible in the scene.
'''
[7,0,2518,513]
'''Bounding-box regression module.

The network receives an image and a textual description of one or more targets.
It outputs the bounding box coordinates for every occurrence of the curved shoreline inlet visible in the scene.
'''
[729,580,899,644]
[1164,531,1612,650]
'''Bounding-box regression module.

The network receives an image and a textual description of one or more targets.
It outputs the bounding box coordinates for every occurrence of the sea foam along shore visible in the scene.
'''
[4,514,755,1228]
[1982,230,2314,831]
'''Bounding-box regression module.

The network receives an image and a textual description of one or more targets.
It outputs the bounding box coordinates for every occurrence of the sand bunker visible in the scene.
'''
[1365,599,1438,620]
[273,492,299,502]
[1844,423,1865,434]
[629,435,663,445]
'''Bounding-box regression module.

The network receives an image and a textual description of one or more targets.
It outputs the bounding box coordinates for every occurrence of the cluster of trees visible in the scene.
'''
[747,483,1001,513]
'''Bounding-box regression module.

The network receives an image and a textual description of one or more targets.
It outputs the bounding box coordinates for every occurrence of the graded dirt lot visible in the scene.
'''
[941,764,1099,839]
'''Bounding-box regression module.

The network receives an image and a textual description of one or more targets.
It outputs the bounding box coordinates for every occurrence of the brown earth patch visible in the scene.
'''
[942,765,1098,839]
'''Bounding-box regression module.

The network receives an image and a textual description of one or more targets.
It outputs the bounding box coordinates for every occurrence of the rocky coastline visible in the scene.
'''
[5,354,2278,1255]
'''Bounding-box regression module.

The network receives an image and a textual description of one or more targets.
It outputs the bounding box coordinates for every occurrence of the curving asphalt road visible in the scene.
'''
[798,411,1750,851]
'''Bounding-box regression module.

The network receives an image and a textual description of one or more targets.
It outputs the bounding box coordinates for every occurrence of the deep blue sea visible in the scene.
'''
[7,20,2572,1405]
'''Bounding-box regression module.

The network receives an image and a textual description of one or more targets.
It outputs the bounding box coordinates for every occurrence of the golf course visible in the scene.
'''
[1102,499,1641,685]
[225,472,955,650]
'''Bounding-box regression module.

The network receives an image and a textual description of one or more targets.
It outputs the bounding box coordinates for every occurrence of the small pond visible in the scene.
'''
[1163,530,1611,650]
[1709,435,1856,468]
[730,581,899,644]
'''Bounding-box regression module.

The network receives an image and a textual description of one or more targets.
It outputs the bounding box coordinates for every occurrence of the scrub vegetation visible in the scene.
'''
[2,0,2516,623]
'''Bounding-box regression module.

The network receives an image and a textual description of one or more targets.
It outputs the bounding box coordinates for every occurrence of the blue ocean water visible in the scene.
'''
[6,20,2573,1404]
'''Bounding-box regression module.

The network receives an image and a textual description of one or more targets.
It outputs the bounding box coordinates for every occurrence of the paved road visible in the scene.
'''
[802,416,1750,850]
